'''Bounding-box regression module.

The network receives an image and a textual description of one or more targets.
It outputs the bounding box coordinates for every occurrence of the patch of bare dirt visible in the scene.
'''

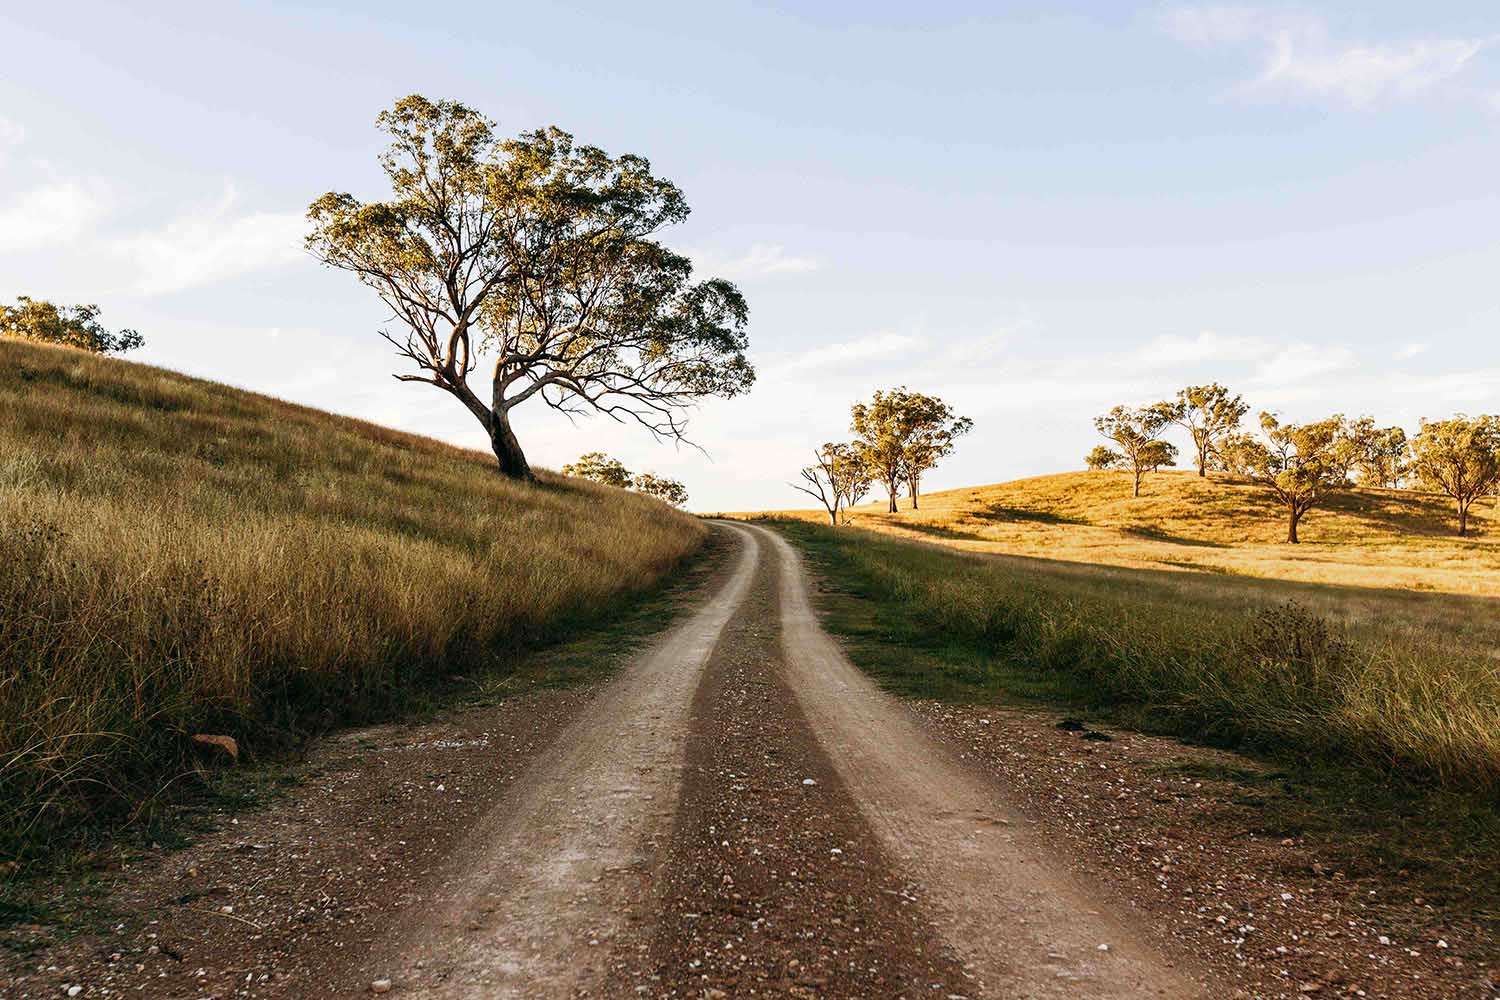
[0,687,594,1000]
[907,703,1496,1000]
[611,536,972,999]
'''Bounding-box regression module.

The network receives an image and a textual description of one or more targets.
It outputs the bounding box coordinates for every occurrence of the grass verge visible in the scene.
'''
[769,518,1500,931]
[0,338,708,861]
[0,529,731,945]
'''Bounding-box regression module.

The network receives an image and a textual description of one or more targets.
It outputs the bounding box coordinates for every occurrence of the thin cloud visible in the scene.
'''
[694,243,819,282]
[781,330,924,371]
[0,172,303,296]
[117,182,304,295]
[1394,342,1427,361]
[1160,5,1494,110]
[0,181,108,252]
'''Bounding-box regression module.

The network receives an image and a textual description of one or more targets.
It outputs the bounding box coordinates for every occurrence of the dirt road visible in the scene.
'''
[21,522,1481,998]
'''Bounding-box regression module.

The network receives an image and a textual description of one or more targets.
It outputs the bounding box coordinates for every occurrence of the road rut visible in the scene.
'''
[747,522,1210,999]
[369,525,759,997]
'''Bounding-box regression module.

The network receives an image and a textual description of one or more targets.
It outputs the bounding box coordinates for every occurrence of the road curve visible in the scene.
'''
[369,523,759,998]
[747,522,1210,999]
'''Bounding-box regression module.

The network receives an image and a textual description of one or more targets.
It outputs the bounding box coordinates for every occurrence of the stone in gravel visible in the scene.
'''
[371,977,393,993]
[1056,719,1086,731]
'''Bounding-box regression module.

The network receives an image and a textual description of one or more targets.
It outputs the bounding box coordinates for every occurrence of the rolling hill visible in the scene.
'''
[0,337,707,851]
[772,469,1500,597]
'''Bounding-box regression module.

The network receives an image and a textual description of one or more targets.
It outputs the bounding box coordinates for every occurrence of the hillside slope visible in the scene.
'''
[0,338,707,850]
[770,469,1500,597]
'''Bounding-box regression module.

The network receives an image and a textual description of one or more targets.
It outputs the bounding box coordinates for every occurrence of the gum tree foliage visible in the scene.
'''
[560,451,632,488]
[1409,416,1500,537]
[1169,383,1247,477]
[306,95,754,482]
[1085,445,1122,470]
[1348,419,1409,490]
[1212,431,1261,477]
[901,396,973,509]
[631,472,689,508]
[1241,413,1361,544]
[1093,403,1178,498]
[825,442,874,515]
[0,297,143,354]
[851,388,970,512]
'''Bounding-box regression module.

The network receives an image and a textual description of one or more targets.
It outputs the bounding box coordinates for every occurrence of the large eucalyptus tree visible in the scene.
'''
[307,96,754,481]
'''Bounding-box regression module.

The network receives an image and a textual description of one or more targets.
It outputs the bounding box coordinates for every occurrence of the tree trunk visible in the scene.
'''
[1458,499,1469,537]
[1133,466,1142,498]
[1286,506,1300,544]
[827,507,838,526]
[489,409,534,481]
[886,479,898,513]
[1197,443,1208,477]
[910,475,920,510]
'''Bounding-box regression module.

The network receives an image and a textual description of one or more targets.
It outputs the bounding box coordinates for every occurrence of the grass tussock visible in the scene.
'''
[0,338,707,856]
[772,519,1500,792]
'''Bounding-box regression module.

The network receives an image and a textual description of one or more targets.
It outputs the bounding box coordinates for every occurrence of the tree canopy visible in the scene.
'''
[1093,403,1177,497]
[0,298,143,355]
[561,451,632,489]
[306,95,754,481]
[851,387,970,512]
[1409,416,1499,536]
[1241,413,1359,544]
[1085,445,1122,471]
[1169,383,1247,477]
[631,472,689,508]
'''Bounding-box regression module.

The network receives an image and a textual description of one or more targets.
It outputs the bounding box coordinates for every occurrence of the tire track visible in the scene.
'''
[749,522,1213,999]
[367,524,759,998]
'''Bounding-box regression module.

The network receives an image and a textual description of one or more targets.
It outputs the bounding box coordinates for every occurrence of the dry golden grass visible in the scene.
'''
[0,338,705,852]
[735,470,1500,790]
[755,469,1500,596]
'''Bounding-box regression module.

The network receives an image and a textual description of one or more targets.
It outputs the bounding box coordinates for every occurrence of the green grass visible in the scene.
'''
[773,516,1500,935]
[0,337,709,861]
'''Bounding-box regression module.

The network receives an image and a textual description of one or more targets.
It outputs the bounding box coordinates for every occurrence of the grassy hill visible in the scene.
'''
[772,469,1500,597]
[0,338,707,853]
[742,469,1500,791]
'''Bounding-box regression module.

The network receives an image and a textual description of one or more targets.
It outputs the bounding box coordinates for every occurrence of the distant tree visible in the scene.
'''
[306,95,754,482]
[1143,441,1178,473]
[1241,413,1360,544]
[823,442,873,519]
[1350,420,1408,489]
[631,472,689,508]
[1169,383,1247,477]
[0,297,143,354]
[851,387,968,512]
[1409,416,1500,536]
[1085,445,1123,471]
[561,452,632,488]
[790,449,842,526]
[1213,431,1261,478]
[901,397,972,509]
[1094,403,1178,497]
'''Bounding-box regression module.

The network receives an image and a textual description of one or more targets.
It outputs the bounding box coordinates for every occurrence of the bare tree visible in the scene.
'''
[791,449,842,526]
[306,96,754,481]
[825,442,873,519]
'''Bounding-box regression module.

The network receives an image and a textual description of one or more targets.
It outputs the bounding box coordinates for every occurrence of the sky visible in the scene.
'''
[2,1,1498,511]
